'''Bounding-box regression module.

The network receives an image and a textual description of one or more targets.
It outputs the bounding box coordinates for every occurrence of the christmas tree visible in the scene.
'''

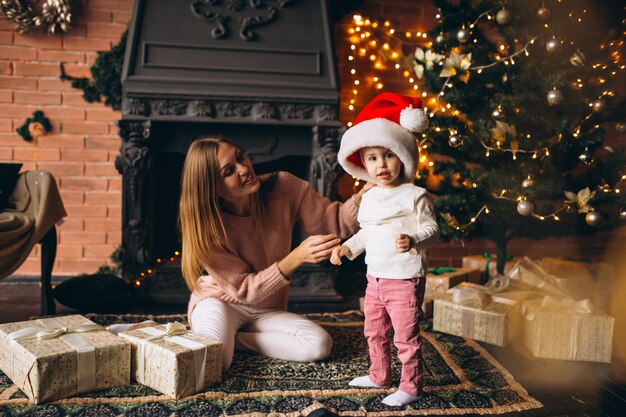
[407,0,626,275]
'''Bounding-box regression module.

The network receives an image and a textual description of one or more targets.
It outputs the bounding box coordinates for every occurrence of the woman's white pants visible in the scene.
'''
[191,297,333,371]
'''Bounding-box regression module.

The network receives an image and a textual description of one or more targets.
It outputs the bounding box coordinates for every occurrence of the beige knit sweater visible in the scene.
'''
[187,171,359,322]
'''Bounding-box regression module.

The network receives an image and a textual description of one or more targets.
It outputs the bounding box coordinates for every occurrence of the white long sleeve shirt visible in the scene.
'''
[343,183,440,279]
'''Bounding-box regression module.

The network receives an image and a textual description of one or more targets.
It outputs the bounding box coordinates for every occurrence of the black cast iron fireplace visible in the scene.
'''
[115,0,355,303]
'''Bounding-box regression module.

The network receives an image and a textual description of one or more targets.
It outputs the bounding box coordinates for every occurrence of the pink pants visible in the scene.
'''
[363,274,426,396]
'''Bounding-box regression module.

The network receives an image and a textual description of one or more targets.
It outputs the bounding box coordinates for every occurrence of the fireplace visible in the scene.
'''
[115,0,356,303]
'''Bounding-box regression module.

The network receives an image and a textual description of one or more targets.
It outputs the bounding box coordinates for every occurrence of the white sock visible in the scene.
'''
[348,375,384,388]
[382,390,422,406]
[106,320,157,335]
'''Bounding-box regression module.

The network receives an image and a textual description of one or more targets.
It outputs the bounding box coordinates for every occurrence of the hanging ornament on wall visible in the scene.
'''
[521,176,534,189]
[592,98,607,113]
[578,147,594,165]
[492,106,505,121]
[496,8,512,25]
[436,32,445,44]
[448,134,463,148]
[569,50,586,67]
[517,200,533,216]
[537,5,551,20]
[457,26,469,43]
[616,122,626,133]
[585,211,601,226]
[547,88,563,106]
[545,38,561,53]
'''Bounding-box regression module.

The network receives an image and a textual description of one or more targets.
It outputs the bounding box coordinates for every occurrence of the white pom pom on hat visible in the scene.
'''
[338,92,428,184]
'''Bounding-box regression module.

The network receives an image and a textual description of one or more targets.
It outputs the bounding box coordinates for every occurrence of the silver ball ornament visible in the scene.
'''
[592,98,607,113]
[457,28,469,43]
[616,122,626,133]
[448,135,463,148]
[496,9,512,25]
[619,208,626,220]
[545,38,561,53]
[537,6,551,20]
[492,107,505,121]
[547,89,563,106]
[569,50,586,67]
[585,211,601,226]
[578,148,593,165]
[436,33,445,44]
[517,200,534,216]
[521,177,534,189]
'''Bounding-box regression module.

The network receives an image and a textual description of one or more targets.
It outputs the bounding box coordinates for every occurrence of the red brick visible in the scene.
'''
[0,89,12,103]
[38,50,86,63]
[61,231,106,244]
[13,147,60,161]
[85,190,121,204]
[85,9,113,22]
[62,63,91,78]
[58,259,106,274]
[0,147,13,160]
[108,177,121,190]
[0,76,37,90]
[64,204,107,217]
[39,78,77,91]
[0,20,14,32]
[37,134,84,148]
[84,219,120,233]
[86,136,120,150]
[112,11,132,24]
[0,104,37,118]
[59,189,85,203]
[62,92,95,105]
[85,162,119,176]
[14,91,61,105]
[87,22,127,38]
[63,121,108,134]
[44,107,86,121]
[0,118,11,131]
[107,205,121,217]
[14,62,60,77]
[13,259,41,275]
[62,149,108,161]
[0,133,26,147]
[0,62,13,75]
[106,231,122,244]
[86,108,119,121]
[61,177,107,190]
[56,245,84,258]
[37,161,83,176]
[88,0,132,10]
[0,31,12,45]
[14,33,62,49]
[58,218,83,231]
[63,36,112,52]
[0,46,37,61]
[68,23,87,37]
[83,244,119,258]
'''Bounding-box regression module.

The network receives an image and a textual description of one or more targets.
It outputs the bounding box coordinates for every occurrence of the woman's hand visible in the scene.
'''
[330,245,351,266]
[395,234,413,253]
[277,234,341,276]
[352,182,375,206]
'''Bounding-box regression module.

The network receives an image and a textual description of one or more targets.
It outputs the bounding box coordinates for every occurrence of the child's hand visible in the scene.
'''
[330,245,350,265]
[395,234,413,253]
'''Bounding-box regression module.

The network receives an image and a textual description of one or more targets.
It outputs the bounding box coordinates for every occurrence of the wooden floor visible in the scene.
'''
[1,279,626,417]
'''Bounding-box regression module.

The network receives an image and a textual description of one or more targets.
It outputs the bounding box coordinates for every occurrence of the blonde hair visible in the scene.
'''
[178,136,268,292]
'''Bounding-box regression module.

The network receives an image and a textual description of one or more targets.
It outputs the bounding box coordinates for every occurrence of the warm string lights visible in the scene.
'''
[132,251,181,287]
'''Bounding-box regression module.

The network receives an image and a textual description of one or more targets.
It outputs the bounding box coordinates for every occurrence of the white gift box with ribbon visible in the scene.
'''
[522,295,614,363]
[433,282,536,347]
[0,315,130,403]
[119,322,222,399]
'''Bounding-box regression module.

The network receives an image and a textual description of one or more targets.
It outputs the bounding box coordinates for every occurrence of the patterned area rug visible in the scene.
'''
[0,311,542,416]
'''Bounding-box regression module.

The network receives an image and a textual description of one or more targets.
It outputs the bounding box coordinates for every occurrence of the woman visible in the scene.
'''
[179,136,370,371]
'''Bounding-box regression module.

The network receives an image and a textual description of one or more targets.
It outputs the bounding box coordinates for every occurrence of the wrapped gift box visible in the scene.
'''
[522,296,614,363]
[462,254,517,282]
[425,267,481,300]
[119,322,222,399]
[433,282,536,347]
[540,257,615,313]
[0,315,130,403]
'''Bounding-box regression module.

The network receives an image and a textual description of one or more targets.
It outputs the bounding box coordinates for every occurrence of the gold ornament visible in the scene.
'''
[592,98,607,113]
[569,50,586,67]
[496,8,512,25]
[440,52,472,83]
[537,6,551,20]
[517,200,533,216]
[547,88,563,106]
[442,213,460,229]
[585,211,601,226]
[545,38,561,53]
[564,187,596,213]
[578,147,593,165]
[457,27,469,43]
[490,121,517,145]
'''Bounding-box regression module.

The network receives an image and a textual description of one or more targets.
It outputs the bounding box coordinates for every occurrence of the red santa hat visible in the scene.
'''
[338,92,428,184]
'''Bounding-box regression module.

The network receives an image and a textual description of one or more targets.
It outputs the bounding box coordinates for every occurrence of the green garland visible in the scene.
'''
[60,30,126,110]
[16,110,52,142]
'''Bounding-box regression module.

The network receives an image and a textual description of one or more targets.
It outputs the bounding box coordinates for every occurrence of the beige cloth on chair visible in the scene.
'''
[0,170,67,280]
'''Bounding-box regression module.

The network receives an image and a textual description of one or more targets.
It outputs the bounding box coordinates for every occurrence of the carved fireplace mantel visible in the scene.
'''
[116,0,354,304]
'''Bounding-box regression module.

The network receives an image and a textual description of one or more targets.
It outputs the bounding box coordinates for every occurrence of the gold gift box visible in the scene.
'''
[425,267,481,300]
[0,315,130,404]
[522,297,614,363]
[119,323,222,399]
[433,283,534,347]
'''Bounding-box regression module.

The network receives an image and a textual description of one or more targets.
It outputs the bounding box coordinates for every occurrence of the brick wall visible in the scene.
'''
[1,0,624,277]
[0,0,131,275]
